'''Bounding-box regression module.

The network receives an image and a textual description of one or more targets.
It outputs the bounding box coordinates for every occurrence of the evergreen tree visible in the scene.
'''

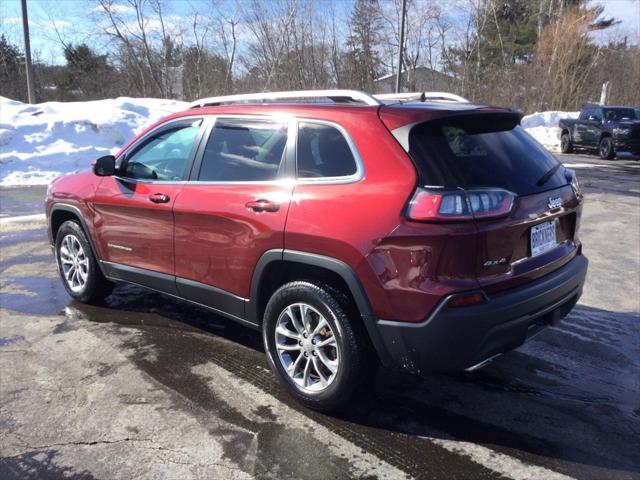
[344,0,384,91]
[55,44,115,100]
[0,35,27,101]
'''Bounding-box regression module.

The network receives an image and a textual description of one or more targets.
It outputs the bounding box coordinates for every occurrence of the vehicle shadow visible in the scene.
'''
[58,284,639,480]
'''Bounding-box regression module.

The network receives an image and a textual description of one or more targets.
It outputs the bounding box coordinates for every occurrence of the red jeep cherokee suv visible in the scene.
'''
[46,90,588,411]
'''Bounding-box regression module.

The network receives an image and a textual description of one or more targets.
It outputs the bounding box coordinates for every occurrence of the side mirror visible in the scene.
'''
[94,155,116,176]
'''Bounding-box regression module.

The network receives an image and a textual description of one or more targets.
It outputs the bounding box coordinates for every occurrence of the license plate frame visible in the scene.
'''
[530,221,557,257]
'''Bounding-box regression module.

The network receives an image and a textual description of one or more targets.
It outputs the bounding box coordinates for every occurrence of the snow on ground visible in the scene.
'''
[0,96,187,186]
[521,110,579,151]
[0,95,580,187]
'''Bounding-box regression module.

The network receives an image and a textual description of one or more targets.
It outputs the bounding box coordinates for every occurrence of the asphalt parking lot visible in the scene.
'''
[1,153,639,480]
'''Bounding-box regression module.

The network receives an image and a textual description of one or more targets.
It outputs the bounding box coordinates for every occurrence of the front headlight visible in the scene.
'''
[613,127,631,137]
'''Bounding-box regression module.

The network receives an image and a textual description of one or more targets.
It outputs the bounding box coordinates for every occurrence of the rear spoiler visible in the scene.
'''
[384,110,524,152]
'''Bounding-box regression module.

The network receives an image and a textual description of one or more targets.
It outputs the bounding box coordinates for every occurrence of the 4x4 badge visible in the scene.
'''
[547,196,562,209]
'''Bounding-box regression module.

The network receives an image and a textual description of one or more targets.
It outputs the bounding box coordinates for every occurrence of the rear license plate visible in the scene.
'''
[530,221,557,257]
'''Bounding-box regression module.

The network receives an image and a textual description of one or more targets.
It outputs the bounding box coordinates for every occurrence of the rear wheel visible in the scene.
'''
[599,136,615,159]
[263,281,367,411]
[560,133,573,153]
[55,220,113,304]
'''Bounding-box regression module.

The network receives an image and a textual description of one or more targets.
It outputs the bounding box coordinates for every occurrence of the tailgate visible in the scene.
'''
[474,184,581,293]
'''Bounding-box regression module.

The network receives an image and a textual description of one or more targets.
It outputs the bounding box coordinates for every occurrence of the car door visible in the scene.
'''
[574,108,591,145]
[93,117,205,292]
[172,116,294,320]
[585,107,603,146]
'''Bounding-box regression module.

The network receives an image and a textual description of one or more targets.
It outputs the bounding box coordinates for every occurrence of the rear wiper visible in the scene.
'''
[536,163,562,187]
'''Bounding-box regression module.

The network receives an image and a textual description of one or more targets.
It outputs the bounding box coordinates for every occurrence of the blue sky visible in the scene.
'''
[0,0,638,65]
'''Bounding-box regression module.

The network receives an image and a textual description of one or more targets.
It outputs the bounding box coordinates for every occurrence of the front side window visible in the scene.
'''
[297,122,358,178]
[198,118,288,181]
[121,120,201,180]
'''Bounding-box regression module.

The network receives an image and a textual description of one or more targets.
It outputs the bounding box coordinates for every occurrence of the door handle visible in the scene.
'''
[246,199,279,212]
[149,193,170,204]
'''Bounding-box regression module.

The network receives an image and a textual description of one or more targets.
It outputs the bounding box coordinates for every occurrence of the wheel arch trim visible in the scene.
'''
[50,203,107,276]
[248,249,392,365]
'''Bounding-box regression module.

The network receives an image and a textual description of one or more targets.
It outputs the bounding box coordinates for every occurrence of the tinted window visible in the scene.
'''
[198,118,288,181]
[408,115,567,195]
[604,108,636,121]
[297,122,357,178]
[591,108,602,121]
[122,120,201,180]
[579,109,591,120]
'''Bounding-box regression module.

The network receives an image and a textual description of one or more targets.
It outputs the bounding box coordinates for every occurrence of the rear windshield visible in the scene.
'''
[408,115,566,195]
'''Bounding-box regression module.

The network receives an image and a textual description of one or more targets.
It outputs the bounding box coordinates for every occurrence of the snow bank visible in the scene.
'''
[0,96,188,186]
[521,110,579,151]
[0,95,581,187]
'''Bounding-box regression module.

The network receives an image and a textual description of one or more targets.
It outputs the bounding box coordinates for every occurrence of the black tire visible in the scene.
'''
[599,136,615,159]
[55,220,113,304]
[263,281,369,412]
[560,133,573,153]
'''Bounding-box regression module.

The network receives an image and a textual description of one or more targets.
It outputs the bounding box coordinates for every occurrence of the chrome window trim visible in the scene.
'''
[185,178,296,187]
[114,114,365,187]
[293,118,365,185]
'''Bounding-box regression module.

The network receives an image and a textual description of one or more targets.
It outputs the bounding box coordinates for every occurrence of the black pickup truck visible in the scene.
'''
[558,105,640,159]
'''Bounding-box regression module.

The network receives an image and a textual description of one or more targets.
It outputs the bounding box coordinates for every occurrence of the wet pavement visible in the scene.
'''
[1,153,639,479]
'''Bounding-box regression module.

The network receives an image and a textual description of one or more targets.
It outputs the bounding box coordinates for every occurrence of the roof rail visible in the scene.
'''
[189,89,381,108]
[374,91,470,104]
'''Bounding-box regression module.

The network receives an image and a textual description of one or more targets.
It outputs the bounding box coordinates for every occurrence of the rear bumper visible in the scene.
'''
[375,254,588,373]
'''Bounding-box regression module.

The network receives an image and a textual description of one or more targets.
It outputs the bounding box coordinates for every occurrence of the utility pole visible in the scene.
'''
[394,0,407,93]
[21,0,36,104]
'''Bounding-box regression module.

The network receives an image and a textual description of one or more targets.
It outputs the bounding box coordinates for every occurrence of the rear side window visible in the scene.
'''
[198,118,288,181]
[297,122,358,178]
[408,115,566,195]
[604,108,636,121]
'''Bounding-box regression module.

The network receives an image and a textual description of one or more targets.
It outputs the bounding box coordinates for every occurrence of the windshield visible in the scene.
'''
[408,115,567,196]
[604,108,636,121]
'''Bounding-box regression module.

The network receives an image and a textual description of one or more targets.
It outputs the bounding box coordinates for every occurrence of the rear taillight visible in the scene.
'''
[407,188,516,222]
[565,168,582,199]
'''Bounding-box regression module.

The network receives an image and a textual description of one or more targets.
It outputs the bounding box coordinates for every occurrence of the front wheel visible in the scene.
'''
[599,136,615,159]
[55,220,113,304]
[263,281,368,411]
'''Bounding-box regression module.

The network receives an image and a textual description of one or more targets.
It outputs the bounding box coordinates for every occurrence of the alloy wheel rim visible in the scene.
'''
[59,234,89,293]
[601,139,610,156]
[274,303,339,392]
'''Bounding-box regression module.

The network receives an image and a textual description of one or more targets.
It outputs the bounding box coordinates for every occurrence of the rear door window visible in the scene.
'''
[408,115,567,195]
[297,122,358,178]
[198,118,288,181]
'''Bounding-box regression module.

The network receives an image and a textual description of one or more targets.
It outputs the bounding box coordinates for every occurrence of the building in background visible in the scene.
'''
[374,66,455,93]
